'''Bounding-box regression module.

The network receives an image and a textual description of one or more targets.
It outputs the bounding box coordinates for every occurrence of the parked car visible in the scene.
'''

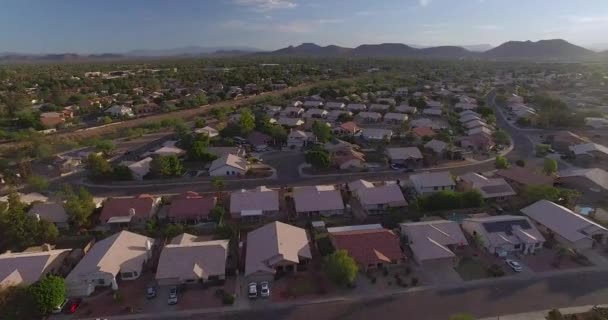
[390,164,404,170]
[64,298,82,314]
[260,281,270,298]
[248,282,258,299]
[506,259,523,272]
[146,285,157,299]
[168,286,178,305]
[52,298,68,314]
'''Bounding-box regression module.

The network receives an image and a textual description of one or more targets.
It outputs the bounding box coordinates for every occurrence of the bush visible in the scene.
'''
[487,264,505,277]
[411,277,419,286]
[222,293,235,305]
[547,309,565,320]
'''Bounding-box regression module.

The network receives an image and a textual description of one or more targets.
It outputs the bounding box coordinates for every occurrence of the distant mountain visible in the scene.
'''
[266,43,352,56]
[418,46,476,58]
[462,44,494,52]
[351,43,418,57]
[125,46,261,57]
[0,53,127,63]
[482,39,596,60]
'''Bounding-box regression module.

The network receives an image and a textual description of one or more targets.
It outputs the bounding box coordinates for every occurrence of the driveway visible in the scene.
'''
[262,150,305,181]
[422,263,464,285]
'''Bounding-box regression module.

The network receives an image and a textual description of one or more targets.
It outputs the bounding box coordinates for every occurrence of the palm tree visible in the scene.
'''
[212,177,225,200]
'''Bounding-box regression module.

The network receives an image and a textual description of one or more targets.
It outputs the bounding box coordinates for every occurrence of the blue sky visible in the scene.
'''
[2,0,608,53]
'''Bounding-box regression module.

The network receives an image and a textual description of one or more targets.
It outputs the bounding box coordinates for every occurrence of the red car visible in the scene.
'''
[64,298,82,314]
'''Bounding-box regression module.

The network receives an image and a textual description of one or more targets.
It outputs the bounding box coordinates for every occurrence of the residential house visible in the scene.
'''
[152,141,186,157]
[569,143,608,165]
[459,110,480,118]
[302,101,323,109]
[558,168,608,202]
[377,98,396,105]
[40,112,66,128]
[547,131,589,153]
[0,247,72,288]
[349,180,407,214]
[356,111,382,123]
[462,215,544,256]
[412,127,437,141]
[127,157,153,181]
[400,220,468,267]
[330,144,366,170]
[207,146,246,158]
[369,104,390,113]
[327,110,352,122]
[230,186,279,220]
[467,126,493,136]
[410,171,455,195]
[383,112,408,124]
[424,139,449,155]
[455,102,477,111]
[495,167,554,189]
[265,105,283,116]
[247,131,272,151]
[287,130,314,148]
[325,102,345,110]
[105,105,134,118]
[410,118,447,130]
[245,222,311,282]
[386,147,423,167]
[360,128,393,140]
[457,172,516,201]
[28,202,70,229]
[585,117,608,129]
[99,194,159,226]
[394,87,409,96]
[460,133,494,152]
[395,105,417,114]
[329,225,405,271]
[304,108,328,119]
[156,234,229,286]
[293,185,345,217]
[462,119,489,131]
[423,107,443,117]
[167,192,217,224]
[347,103,367,112]
[426,100,443,108]
[334,121,361,136]
[282,106,305,118]
[65,231,154,296]
[459,114,483,124]
[276,117,305,128]
[521,200,608,250]
[209,154,248,177]
[194,126,219,138]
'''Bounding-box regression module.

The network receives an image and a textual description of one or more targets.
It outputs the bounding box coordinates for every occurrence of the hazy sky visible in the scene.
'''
[2,0,608,53]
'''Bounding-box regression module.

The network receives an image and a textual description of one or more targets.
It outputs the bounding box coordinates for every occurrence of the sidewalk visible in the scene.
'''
[479,304,608,320]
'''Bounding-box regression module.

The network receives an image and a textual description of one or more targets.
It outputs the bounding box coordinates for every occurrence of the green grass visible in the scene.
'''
[454,257,489,281]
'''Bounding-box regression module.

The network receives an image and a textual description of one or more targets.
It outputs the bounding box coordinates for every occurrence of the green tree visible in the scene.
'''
[324,250,358,286]
[312,120,332,143]
[460,190,484,208]
[151,155,184,178]
[212,177,225,200]
[29,276,66,316]
[85,153,113,179]
[209,206,226,226]
[63,186,96,229]
[113,165,133,180]
[493,129,510,146]
[266,124,288,146]
[93,139,116,156]
[521,185,562,206]
[239,109,256,134]
[26,175,49,192]
[515,159,525,167]
[495,155,510,169]
[305,148,331,169]
[543,158,558,176]
[449,313,476,320]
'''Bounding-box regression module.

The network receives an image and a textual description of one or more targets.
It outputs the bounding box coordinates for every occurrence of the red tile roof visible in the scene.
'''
[168,192,217,220]
[340,121,360,133]
[331,229,404,266]
[100,195,155,222]
[412,127,436,138]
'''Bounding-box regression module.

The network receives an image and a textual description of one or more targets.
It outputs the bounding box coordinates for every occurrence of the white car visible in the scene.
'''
[248,282,258,299]
[506,259,523,272]
[167,286,178,305]
[260,281,270,298]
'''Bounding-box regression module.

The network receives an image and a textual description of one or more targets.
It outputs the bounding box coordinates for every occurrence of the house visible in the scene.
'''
[349,180,407,214]
[168,192,217,223]
[462,215,544,256]
[462,119,489,130]
[245,222,311,282]
[277,117,305,128]
[282,106,305,118]
[230,186,279,220]
[423,108,443,117]
[152,141,186,157]
[207,146,246,158]
[460,132,494,151]
[28,202,70,229]
[395,105,417,114]
[347,103,367,112]
[459,110,480,118]
[511,104,537,120]
[99,194,158,226]
[325,102,345,110]
[334,121,361,136]
[293,185,345,217]
[585,117,608,129]
[209,154,248,177]
[400,220,468,267]
[426,100,442,108]
[40,112,66,128]
[247,131,272,151]
[383,112,408,124]
[378,98,396,105]
[495,167,554,189]
[331,144,366,170]
[360,128,393,140]
[410,171,455,195]
[287,130,314,148]
[424,139,449,154]
[194,126,219,138]
[303,101,323,108]
[521,200,608,249]
[327,110,352,121]
[156,234,229,286]
[329,225,405,271]
[395,87,409,96]
[569,143,608,164]
[105,105,134,118]
[369,104,390,112]
[0,247,72,287]
[127,157,153,181]
[412,127,437,140]
[265,105,283,116]
[547,131,589,153]
[65,231,154,296]
[356,111,382,123]
[467,126,493,136]
[457,172,516,200]
[558,168,608,201]
[304,108,328,119]
[386,147,423,167]
[455,102,477,110]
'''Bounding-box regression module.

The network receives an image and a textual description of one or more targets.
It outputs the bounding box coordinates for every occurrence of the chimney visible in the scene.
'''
[129,208,136,216]
[42,243,52,252]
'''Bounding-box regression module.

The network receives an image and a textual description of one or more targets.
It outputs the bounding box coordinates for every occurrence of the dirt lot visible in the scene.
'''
[271,267,335,302]
[521,248,591,272]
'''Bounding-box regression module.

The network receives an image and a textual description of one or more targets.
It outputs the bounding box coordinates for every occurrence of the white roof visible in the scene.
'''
[386,147,423,160]
[0,249,71,287]
[209,154,247,172]
[293,185,344,213]
[156,236,229,281]
[128,157,153,177]
[230,186,279,214]
[327,224,383,233]
[559,168,608,191]
[569,143,608,156]
[194,126,219,137]
[400,220,468,262]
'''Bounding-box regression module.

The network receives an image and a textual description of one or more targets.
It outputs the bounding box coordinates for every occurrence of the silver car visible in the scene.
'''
[260,281,270,298]
[167,286,178,305]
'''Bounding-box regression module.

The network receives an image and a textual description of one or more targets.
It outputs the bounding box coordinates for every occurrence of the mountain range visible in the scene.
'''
[1,39,606,63]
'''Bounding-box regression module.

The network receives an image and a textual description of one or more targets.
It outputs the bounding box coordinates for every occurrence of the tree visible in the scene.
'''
[312,120,332,143]
[305,148,331,169]
[26,175,49,192]
[460,190,484,208]
[266,124,288,146]
[85,153,113,179]
[151,155,183,178]
[28,275,66,316]
[212,177,225,200]
[63,186,96,229]
[449,313,475,320]
[324,250,358,286]
[113,165,133,180]
[521,185,562,206]
[493,129,510,146]
[209,206,226,226]
[188,136,217,162]
[543,158,558,176]
[239,109,255,134]
[515,159,525,167]
[495,155,510,169]
[93,139,116,156]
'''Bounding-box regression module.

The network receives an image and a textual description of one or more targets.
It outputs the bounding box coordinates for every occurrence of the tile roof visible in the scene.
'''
[230,186,279,215]
[383,112,408,122]
[28,202,69,224]
[401,220,468,261]
[156,235,229,281]
[168,192,217,220]
[386,147,423,160]
[412,127,436,138]
[293,185,345,213]
[459,172,516,199]
[0,249,71,287]
[558,168,608,191]
[209,154,248,172]
[410,171,455,188]
[495,167,554,186]
[424,139,449,153]
[354,183,407,206]
[99,195,155,222]
[330,229,404,266]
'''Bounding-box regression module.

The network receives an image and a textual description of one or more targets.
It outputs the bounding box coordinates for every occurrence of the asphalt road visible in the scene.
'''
[137,269,608,320]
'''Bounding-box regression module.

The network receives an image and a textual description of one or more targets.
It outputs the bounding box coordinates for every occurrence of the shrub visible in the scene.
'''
[487,264,505,277]
[547,309,565,320]
[222,293,235,305]
[411,277,419,286]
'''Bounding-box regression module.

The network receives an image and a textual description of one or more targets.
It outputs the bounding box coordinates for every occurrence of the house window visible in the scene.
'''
[434,186,439,191]
[122,272,134,278]
[514,244,521,250]
[132,271,138,277]
[97,279,105,285]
